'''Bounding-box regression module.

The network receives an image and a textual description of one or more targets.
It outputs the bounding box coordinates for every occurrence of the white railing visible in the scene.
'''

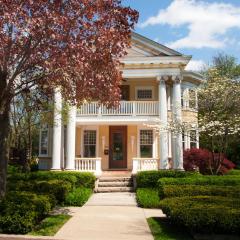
[75,158,102,176]
[132,158,159,173]
[77,101,159,116]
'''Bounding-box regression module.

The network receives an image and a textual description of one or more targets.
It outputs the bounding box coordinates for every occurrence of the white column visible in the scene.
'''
[52,89,62,170]
[157,75,169,169]
[65,106,76,170]
[172,75,183,170]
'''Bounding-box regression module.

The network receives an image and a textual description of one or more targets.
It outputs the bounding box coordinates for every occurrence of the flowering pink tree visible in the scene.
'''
[0,0,138,197]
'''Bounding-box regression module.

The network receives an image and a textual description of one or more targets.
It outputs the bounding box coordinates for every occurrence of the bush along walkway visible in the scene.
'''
[55,192,162,240]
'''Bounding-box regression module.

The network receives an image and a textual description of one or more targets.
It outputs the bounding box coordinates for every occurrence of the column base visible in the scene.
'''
[50,168,62,171]
[64,168,76,171]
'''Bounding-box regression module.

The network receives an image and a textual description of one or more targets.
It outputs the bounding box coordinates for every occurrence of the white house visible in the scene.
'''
[38,32,203,176]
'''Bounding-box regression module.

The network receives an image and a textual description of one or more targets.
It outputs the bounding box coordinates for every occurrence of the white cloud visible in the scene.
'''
[185,60,207,71]
[139,0,240,49]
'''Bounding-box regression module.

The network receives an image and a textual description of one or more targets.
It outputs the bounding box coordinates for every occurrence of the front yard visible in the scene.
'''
[136,170,240,239]
[0,167,95,235]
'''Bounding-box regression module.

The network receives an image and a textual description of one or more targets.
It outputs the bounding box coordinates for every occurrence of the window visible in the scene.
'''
[189,89,197,109]
[190,130,197,148]
[140,130,153,158]
[136,87,153,100]
[84,130,96,157]
[40,125,48,156]
[182,132,186,150]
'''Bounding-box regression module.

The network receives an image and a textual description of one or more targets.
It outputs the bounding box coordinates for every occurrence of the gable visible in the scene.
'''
[125,32,183,58]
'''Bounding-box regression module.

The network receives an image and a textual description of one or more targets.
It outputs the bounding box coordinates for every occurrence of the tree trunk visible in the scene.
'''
[0,109,10,198]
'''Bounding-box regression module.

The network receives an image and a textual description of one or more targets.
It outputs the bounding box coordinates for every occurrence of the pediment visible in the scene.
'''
[125,32,183,58]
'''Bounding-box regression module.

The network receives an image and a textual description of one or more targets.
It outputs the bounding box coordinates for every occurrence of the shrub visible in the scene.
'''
[65,188,92,206]
[184,148,235,175]
[8,171,96,189]
[136,188,160,208]
[159,185,240,199]
[226,169,240,175]
[136,170,198,188]
[33,180,72,204]
[157,175,240,192]
[0,192,52,234]
[159,196,240,234]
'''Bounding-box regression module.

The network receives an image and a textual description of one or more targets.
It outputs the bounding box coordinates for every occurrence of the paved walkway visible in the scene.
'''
[55,192,164,240]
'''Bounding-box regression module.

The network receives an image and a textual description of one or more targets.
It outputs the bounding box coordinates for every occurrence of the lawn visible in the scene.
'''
[28,214,71,236]
[147,217,193,240]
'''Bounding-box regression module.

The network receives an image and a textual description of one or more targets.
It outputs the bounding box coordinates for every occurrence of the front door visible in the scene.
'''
[109,126,127,169]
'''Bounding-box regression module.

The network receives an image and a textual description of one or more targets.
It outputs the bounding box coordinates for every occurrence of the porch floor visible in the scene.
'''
[101,170,132,177]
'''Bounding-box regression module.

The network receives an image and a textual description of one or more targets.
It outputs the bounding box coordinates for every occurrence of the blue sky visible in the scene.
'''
[123,0,240,70]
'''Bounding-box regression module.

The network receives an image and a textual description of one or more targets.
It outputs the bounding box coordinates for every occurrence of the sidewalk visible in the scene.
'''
[55,193,164,240]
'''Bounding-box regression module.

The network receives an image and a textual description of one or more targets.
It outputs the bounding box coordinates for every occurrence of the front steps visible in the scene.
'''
[95,176,134,193]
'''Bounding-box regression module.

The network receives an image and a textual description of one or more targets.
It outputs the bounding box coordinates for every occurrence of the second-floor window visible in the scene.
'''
[189,89,197,110]
[136,87,153,100]
[140,130,153,158]
[84,130,96,157]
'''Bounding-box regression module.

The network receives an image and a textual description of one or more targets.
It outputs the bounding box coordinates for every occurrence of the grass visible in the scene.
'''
[136,188,160,208]
[147,217,193,240]
[28,214,71,236]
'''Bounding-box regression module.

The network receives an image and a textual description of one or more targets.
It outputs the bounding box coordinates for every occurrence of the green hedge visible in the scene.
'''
[159,185,240,199]
[159,196,240,234]
[226,169,240,175]
[7,179,72,204]
[8,171,96,189]
[65,188,92,206]
[136,170,199,188]
[157,175,240,191]
[0,192,52,234]
[136,188,160,208]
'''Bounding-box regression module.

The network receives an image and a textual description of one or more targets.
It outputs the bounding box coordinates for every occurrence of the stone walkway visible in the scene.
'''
[55,192,164,240]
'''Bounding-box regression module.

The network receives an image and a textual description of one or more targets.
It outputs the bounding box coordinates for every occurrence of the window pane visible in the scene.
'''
[41,130,48,155]
[140,145,153,158]
[137,89,152,99]
[113,132,123,161]
[84,145,96,158]
[189,90,196,109]
[140,130,153,144]
[84,130,96,145]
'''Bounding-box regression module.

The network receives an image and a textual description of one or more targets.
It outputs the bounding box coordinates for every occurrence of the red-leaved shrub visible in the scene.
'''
[183,148,235,175]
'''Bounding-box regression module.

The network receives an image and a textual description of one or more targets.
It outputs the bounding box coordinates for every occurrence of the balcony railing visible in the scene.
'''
[77,101,159,116]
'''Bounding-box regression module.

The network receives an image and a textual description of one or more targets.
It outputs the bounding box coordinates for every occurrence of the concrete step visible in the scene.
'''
[99,177,132,182]
[96,186,134,193]
[98,181,133,187]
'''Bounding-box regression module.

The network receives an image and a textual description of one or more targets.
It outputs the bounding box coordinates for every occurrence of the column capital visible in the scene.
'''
[171,75,183,83]
[156,75,169,83]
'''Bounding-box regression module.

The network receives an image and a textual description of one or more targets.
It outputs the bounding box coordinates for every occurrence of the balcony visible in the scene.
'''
[77,101,159,116]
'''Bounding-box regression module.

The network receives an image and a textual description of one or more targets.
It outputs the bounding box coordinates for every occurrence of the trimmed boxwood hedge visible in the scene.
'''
[157,175,240,191]
[136,170,199,188]
[159,185,240,199]
[0,192,52,234]
[159,196,240,234]
[8,171,96,189]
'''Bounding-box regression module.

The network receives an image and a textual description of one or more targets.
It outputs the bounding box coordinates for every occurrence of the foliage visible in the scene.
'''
[226,169,240,175]
[198,54,240,174]
[28,214,71,236]
[183,148,235,175]
[65,187,92,206]
[0,192,52,234]
[136,188,160,208]
[157,175,240,190]
[0,0,138,198]
[147,217,193,240]
[136,170,198,188]
[8,171,96,189]
[159,196,240,234]
[159,185,240,199]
